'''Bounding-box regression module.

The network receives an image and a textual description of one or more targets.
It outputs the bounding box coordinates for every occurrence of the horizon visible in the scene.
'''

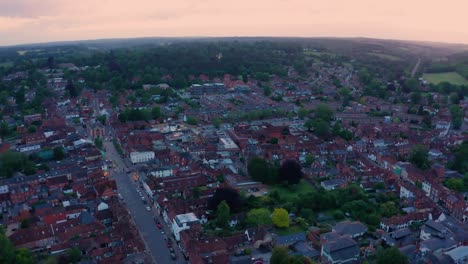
[1,0,468,46]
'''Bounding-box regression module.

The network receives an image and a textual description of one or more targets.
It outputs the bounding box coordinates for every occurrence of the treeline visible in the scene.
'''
[118,106,161,122]
[71,41,304,89]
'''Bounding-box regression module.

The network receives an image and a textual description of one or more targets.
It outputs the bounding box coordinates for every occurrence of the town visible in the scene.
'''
[0,38,467,264]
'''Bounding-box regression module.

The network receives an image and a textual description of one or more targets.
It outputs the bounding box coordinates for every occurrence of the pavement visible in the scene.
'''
[104,141,186,264]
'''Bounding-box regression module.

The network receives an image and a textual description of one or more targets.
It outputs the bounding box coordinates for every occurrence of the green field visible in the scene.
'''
[0,61,13,68]
[423,72,468,85]
[368,52,403,61]
[269,180,313,201]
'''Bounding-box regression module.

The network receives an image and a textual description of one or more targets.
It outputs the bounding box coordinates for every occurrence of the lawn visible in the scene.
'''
[269,180,313,201]
[276,225,304,236]
[0,61,13,68]
[422,72,468,86]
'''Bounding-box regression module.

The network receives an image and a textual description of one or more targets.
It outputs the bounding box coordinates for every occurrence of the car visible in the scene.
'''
[169,247,175,253]
[118,194,123,199]
[170,253,177,260]
[157,223,162,229]
[146,206,151,211]
[163,234,169,240]
[161,230,165,235]
[167,242,172,248]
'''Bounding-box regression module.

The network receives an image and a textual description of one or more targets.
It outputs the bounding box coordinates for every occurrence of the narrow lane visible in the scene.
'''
[104,141,185,264]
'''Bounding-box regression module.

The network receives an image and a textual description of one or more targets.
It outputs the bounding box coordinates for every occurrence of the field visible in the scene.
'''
[0,61,13,67]
[422,72,468,85]
[367,52,403,61]
[269,180,313,201]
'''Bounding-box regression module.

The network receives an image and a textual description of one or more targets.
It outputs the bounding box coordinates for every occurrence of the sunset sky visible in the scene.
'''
[0,0,467,46]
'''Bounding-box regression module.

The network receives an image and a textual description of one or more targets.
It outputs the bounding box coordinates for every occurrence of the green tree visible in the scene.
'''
[269,137,279,144]
[66,80,78,97]
[151,106,161,119]
[0,121,10,139]
[15,248,34,264]
[263,86,272,96]
[212,118,221,129]
[445,178,463,192]
[409,144,430,170]
[376,247,408,264]
[314,104,333,121]
[313,119,330,138]
[53,146,65,160]
[94,137,103,150]
[27,125,37,133]
[304,119,314,131]
[246,208,271,226]
[305,153,315,166]
[270,247,290,264]
[186,116,198,125]
[298,107,309,119]
[0,226,15,264]
[272,208,290,228]
[247,157,277,184]
[66,247,81,263]
[216,200,230,229]
[97,115,107,125]
[410,92,422,104]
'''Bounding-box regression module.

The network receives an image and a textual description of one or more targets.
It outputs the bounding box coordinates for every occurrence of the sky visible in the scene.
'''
[0,0,467,46]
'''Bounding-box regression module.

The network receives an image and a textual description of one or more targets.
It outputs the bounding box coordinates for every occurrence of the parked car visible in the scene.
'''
[157,223,162,229]
[170,253,177,260]
[169,247,175,253]
[146,206,151,211]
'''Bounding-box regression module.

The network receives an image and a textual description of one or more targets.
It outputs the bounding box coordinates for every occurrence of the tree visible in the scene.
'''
[270,247,290,264]
[66,247,81,263]
[263,86,272,96]
[409,145,430,170]
[247,157,277,184]
[97,115,107,125]
[186,116,198,125]
[20,218,30,229]
[376,247,408,264]
[208,188,242,211]
[314,104,333,121]
[0,150,36,178]
[216,201,230,229]
[15,248,34,264]
[279,159,303,184]
[94,137,103,150]
[304,119,314,132]
[0,121,10,139]
[0,226,15,264]
[246,208,271,226]
[445,178,463,192]
[313,119,330,138]
[403,78,419,93]
[269,137,279,144]
[53,146,65,160]
[66,80,78,97]
[449,92,460,104]
[27,125,36,133]
[410,92,421,104]
[298,107,309,119]
[450,141,468,173]
[305,154,315,166]
[212,118,221,129]
[272,208,290,228]
[151,106,161,120]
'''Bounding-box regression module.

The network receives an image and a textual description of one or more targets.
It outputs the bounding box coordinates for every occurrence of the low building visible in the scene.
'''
[171,213,200,241]
[130,151,155,164]
[321,235,360,264]
[332,221,367,239]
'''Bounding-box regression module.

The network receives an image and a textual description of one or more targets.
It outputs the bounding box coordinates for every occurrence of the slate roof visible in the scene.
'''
[276,232,306,246]
[322,236,359,263]
[332,221,367,237]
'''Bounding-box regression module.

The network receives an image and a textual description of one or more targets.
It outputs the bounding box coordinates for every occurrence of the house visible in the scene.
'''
[380,212,428,232]
[420,237,457,254]
[171,213,200,241]
[321,235,360,264]
[332,221,367,239]
[445,246,468,264]
[420,220,450,241]
[321,179,346,191]
[130,151,155,164]
[381,228,415,247]
[275,232,306,247]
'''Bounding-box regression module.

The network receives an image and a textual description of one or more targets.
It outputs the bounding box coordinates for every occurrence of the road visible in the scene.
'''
[104,141,186,264]
[411,58,421,78]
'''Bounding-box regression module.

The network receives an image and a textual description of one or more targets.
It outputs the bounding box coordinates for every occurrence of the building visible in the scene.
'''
[148,167,174,178]
[171,213,200,241]
[332,221,367,239]
[130,151,155,164]
[190,83,227,96]
[321,236,360,264]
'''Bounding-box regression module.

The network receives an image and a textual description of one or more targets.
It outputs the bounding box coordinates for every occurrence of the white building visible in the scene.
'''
[17,144,41,153]
[171,213,200,241]
[130,151,155,164]
[149,167,174,178]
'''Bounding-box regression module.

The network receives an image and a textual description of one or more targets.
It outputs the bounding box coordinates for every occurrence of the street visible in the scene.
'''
[104,141,186,264]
